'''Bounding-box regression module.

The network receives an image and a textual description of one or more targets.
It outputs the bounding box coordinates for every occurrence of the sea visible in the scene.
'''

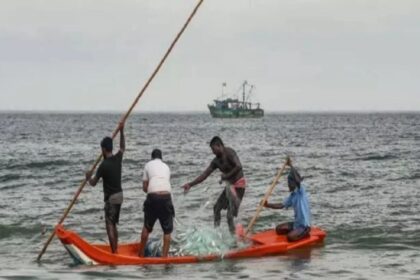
[0,112,419,279]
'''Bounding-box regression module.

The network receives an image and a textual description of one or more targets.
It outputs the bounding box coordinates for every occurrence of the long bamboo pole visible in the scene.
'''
[36,0,205,261]
[244,157,290,235]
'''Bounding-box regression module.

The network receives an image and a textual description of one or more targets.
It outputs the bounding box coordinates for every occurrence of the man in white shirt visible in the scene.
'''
[138,149,174,257]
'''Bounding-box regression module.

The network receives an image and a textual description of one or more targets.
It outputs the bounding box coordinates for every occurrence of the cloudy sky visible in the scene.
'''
[1,0,419,112]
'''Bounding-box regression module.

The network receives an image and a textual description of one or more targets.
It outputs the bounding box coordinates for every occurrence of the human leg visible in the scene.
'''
[226,210,235,234]
[104,221,118,253]
[275,222,294,235]
[287,226,310,242]
[226,188,236,234]
[138,226,150,257]
[226,187,245,234]
[104,202,121,254]
[162,234,171,257]
[213,189,227,227]
[158,194,174,257]
[139,196,157,256]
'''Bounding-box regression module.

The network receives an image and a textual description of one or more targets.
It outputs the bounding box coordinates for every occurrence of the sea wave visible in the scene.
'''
[0,223,43,240]
[5,159,71,171]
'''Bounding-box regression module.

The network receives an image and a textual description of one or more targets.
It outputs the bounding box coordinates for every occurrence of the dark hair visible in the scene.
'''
[151,149,162,159]
[100,137,113,152]
[287,167,303,188]
[210,136,224,147]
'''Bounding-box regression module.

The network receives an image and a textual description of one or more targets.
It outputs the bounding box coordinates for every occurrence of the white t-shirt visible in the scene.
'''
[142,159,171,193]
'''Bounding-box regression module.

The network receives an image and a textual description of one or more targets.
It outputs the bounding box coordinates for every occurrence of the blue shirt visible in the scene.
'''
[283,183,311,229]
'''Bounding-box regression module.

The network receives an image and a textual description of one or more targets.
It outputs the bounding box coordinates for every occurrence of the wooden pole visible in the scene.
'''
[245,157,290,235]
[36,0,205,261]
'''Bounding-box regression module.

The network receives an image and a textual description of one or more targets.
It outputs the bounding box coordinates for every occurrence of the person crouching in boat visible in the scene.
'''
[85,122,125,254]
[182,136,246,234]
[138,149,174,257]
[263,163,311,242]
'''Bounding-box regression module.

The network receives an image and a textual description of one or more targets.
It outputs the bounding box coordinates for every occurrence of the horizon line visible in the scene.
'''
[0,109,419,114]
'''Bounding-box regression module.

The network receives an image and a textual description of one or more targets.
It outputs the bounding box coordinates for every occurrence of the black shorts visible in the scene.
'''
[104,202,121,224]
[143,193,175,235]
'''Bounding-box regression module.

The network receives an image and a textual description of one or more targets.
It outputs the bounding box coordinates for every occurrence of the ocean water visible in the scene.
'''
[0,112,419,279]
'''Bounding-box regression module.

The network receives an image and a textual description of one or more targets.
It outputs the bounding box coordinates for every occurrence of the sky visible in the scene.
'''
[0,0,419,112]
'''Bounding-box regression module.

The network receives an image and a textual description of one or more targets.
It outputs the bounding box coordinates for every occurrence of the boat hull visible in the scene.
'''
[208,105,264,118]
[55,225,326,265]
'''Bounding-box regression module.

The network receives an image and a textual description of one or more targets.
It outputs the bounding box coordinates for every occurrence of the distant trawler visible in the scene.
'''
[208,81,264,118]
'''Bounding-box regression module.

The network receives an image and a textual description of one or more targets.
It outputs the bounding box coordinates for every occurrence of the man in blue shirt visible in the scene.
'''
[263,164,311,242]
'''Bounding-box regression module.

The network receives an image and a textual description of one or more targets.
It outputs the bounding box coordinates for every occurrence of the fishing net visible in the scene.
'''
[173,224,250,257]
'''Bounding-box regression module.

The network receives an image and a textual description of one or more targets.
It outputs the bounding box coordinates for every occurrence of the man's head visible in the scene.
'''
[287,167,302,192]
[151,149,162,160]
[210,136,224,157]
[100,137,113,156]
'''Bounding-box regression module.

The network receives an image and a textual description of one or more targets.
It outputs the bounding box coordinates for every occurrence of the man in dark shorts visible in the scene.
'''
[138,149,174,257]
[182,136,246,234]
[263,162,311,242]
[85,122,125,254]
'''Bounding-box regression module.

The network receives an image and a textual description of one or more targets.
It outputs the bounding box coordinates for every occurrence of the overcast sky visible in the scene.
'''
[1,0,419,112]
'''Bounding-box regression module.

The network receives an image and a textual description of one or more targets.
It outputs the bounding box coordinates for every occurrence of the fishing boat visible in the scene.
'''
[56,225,326,265]
[208,81,264,118]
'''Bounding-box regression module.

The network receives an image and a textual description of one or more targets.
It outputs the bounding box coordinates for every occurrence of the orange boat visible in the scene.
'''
[55,225,326,265]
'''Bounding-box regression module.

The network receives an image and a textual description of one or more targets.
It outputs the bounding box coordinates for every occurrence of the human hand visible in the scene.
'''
[85,170,93,181]
[182,183,191,194]
[286,156,292,166]
[118,121,125,131]
[219,176,224,185]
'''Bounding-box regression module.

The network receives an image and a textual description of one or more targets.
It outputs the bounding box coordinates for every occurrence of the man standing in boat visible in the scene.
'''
[182,136,246,234]
[263,162,311,241]
[85,122,125,254]
[138,149,174,257]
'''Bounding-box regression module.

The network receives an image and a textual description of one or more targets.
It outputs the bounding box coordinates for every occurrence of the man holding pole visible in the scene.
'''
[182,136,246,234]
[263,163,311,242]
[85,122,125,254]
[36,0,205,261]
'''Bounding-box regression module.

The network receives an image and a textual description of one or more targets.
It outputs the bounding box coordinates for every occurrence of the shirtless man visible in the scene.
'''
[182,136,246,234]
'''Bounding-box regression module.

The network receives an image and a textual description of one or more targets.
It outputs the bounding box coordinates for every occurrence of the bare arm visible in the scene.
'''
[183,165,215,193]
[189,165,215,187]
[119,123,125,153]
[264,201,284,209]
[142,180,148,193]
